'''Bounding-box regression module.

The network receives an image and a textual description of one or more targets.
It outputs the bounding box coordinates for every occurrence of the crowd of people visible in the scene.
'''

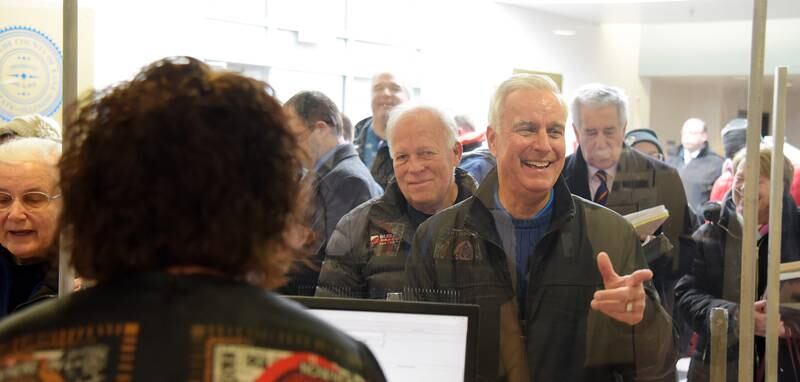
[0,56,798,381]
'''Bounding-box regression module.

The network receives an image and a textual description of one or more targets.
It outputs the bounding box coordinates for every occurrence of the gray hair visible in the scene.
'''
[570,83,628,130]
[385,103,458,154]
[0,137,62,167]
[0,114,62,143]
[488,74,567,132]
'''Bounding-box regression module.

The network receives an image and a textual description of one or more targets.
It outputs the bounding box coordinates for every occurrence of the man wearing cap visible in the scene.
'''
[666,118,724,213]
[625,128,665,162]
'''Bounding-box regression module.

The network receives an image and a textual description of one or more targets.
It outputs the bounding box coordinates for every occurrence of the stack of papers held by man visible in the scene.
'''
[623,205,670,237]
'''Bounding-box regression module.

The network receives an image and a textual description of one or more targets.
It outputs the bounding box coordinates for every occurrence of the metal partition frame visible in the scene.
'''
[59,0,78,297]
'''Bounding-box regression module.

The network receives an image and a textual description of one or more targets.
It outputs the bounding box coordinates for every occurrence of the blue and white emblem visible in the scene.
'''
[0,26,63,121]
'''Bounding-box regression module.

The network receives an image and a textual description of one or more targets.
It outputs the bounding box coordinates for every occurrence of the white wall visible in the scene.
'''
[640,18,800,77]
[648,77,799,156]
[84,1,648,146]
[2,0,655,151]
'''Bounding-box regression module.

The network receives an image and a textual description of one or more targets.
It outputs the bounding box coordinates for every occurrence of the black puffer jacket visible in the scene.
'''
[316,168,477,299]
[407,170,676,382]
[0,272,386,381]
[675,193,800,381]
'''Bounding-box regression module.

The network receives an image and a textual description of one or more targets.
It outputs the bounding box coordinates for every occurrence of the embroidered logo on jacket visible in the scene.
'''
[369,233,400,247]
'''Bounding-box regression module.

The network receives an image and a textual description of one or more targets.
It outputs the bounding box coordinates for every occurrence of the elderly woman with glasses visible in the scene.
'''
[0,137,62,320]
[676,145,800,381]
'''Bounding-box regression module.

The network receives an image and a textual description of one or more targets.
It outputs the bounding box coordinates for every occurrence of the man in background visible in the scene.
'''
[280,91,383,295]
[562,83,694,316]
[666,118,723,214]
[353,72,411,189]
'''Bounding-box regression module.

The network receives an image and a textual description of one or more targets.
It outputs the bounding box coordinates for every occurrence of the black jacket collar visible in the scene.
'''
[467,168,577,248]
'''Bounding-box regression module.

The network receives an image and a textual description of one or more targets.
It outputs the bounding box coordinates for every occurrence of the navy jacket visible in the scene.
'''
[280,143,383,295]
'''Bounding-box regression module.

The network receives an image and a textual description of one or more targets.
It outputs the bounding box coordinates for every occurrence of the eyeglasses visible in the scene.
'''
[0,191,61,211]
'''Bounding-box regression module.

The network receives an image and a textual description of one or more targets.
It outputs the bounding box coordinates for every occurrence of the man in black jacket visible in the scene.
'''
[316,104,477,299]
[406,74,676,381]
[279,91,383,295]
[353,72,411,189]
[666,118,724,214]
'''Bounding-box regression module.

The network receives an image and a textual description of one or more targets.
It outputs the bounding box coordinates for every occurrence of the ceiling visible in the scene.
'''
[495,0,800,24]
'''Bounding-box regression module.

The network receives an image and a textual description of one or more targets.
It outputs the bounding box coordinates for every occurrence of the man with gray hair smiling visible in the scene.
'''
[315,103,477,299]
[406,75,675,381]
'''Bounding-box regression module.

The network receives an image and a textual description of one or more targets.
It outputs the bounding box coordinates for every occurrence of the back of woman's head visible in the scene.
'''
[62,57,304,287]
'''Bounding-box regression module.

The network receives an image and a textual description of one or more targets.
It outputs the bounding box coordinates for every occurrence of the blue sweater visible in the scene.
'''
[494,191,554,317]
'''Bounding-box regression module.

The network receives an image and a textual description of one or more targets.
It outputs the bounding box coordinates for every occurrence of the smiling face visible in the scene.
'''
[371,73,409,133]
[488,88,566,202]
[0,161,61,261]
[389,109,461,214]
[574,104,625,170]
[732,160,771,225]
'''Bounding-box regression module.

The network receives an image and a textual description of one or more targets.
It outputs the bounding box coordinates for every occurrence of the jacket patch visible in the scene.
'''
[369,233,400,247]
[454,240,475,261]
[210,345,365,382]
[434,230,482,261]
[369,233,402,257]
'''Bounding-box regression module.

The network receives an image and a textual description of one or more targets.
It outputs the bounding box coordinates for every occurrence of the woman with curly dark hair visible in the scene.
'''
[0,57,385,381]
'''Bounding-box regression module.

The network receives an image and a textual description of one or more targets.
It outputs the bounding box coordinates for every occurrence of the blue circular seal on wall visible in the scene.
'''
[0,26,63,122]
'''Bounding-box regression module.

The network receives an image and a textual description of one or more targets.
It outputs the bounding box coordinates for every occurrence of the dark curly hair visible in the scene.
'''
[61,57,305,288]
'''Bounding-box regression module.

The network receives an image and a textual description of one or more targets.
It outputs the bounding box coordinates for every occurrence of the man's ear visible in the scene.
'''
[453,141,463,163]
[487,126,497,156]
[572,123,580,141]
[313,121,329,132]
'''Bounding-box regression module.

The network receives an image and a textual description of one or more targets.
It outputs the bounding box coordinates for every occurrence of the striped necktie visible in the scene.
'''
[593,170,609,206]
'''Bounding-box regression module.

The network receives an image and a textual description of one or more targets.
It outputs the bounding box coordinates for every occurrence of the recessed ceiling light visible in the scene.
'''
[553,29,577,36]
